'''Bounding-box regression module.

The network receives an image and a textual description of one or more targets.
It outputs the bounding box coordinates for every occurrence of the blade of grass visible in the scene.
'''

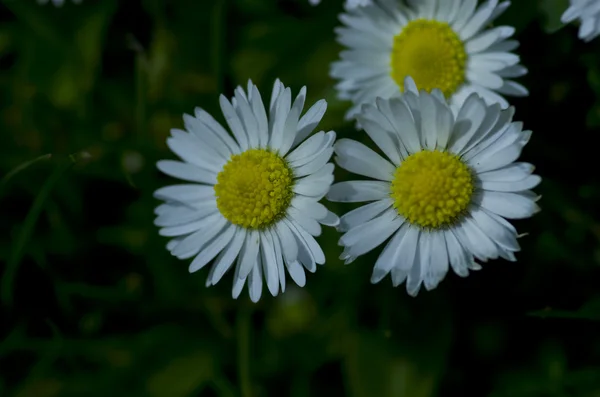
[1,154,79,307]
[0,153,52,199]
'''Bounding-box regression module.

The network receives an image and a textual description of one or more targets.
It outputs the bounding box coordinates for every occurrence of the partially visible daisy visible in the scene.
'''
[154,80,339,302]
[561,0,600,42]
[38,0,82,6]
[327,76,541,296]
[309,0,373,9]
[331,0,528,119]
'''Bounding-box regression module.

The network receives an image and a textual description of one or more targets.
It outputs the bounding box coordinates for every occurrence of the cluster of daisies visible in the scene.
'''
[41,0,578,301]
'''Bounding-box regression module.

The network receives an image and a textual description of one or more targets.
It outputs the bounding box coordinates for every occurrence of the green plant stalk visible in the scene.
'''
[1,155,77,307]
[0,153,52,199]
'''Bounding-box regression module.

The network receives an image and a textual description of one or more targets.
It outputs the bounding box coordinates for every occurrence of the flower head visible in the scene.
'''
[327,77,541,296]
[331,0,528,119]
[561,0,600,42]
[155,80,339,302]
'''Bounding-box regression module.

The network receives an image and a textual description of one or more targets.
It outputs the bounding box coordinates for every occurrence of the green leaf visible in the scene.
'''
[0,153,52,199]
[1,154,80,307]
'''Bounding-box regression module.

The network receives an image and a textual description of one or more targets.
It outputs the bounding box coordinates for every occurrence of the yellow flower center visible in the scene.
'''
[390,19,467,97]
[390,150,474,229]
[214,149,294,229]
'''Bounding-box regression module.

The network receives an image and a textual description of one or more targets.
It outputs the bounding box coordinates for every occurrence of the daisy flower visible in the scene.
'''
[154,80,339,302]
[327,77,541,296]
[561,0,600,42]
[331,0,528,119]
[38,0,82,6]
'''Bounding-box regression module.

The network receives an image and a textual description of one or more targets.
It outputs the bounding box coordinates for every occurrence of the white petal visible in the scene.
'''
[287,131,335,168]
[479,191,540,219]
[248,254,263,303]
[188,223,236,272]
[448,94,487,154]
[293,148,334,178]
[422,231,449,291]
[238,229,261,280]
[269,228,286,293]
[154,202,216,227]
[153,184,214,203]
[405,247,423,296]
[234,87,260,148]
[286,260,306,287]
[260,230,280,296]
[275,220,299,264]
[293,164,334,199]
[294,99,327,147]
[444,229,471,277]
[459,0,498,41]
[471,130,532,173]
[470,207,519,251]
[480,175,541,192]
[292,196,328,220]
[193,108,241,154]
[249,83,269,147]
[338,198,393,232]
[157,160,216,185]
[454,217,499,261]
[170,215,227,257]
[184,112,235,158]
[339,208,403,259]
[159,212,222,237]
[356,108,402,165]
[278,87,307,156]
[334,139,396,181]
[287,208,322,237]
[320,210,340,227]
[269,87,292,152]
[167,132,222,173]
[207,227,246,285]
[285,218,326,265]
[452,0,478,32]
[388,98,422,154]
[478,162,535,182]
[327,181,391,203]
[371,222,410,283]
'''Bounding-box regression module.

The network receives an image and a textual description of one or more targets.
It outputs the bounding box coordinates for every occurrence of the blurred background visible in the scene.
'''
[1,0,600,396]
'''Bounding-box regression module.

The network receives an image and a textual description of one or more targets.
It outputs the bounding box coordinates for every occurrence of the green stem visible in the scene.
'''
[1,154,78,307]
[237,306,252,397]
[0,153,52,199]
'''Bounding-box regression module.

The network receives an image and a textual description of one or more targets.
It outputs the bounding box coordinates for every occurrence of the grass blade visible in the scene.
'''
[1,154,79,307]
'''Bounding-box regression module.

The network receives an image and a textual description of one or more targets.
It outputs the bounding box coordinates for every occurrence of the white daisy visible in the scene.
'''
[331,0,528,120]
[327,76,541,296]
[561,0,600,42]
[38,0,82,6]
[154,79,339,302]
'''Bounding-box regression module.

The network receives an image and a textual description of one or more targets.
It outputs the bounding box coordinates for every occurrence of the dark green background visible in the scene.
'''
[1,0,600,396]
